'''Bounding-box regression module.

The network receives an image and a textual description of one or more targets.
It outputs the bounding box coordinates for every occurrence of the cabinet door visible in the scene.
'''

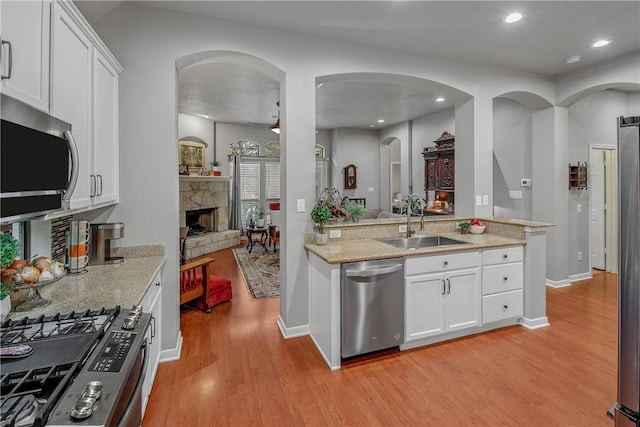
[425,158,437,190]
[437,153,455,190]
[92,49,118,205]
[445,268,481,332]
[142,273,162,416]
[51,3,92,210]
[0,0,50,111]
[405,273,445,341]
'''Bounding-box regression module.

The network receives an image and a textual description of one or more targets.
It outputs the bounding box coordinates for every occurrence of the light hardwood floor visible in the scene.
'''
[143,249,617,427]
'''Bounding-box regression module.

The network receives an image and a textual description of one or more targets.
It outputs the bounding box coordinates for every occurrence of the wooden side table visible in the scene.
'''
[246,227,268,253]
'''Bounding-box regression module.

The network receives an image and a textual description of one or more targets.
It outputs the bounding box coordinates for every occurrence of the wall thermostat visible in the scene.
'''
[521,178,532,187]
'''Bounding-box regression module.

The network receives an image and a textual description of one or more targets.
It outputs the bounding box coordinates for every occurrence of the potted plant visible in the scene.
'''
[458,221,472,234]
[344,202,365,222]
[209,160,221,176]
[310,203,331,245]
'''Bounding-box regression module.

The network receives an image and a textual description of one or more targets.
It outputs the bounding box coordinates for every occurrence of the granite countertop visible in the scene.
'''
[305,232,526,264]
[5,255,166,320]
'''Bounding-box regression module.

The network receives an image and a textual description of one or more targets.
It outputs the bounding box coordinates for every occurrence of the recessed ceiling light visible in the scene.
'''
[435,97,445,102]
[505,12,523,23]
[565,55,582,64]
[369,124,376,128]
[592,40,610,48]
[377,119,385,123]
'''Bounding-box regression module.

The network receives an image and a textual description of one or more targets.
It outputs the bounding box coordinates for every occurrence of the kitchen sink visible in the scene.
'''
[376,235,468,250]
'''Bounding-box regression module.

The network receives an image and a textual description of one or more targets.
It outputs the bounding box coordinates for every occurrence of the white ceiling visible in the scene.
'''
[75,0,640,129]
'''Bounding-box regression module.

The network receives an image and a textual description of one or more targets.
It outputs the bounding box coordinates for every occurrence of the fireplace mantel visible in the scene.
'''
[179,175,230,182]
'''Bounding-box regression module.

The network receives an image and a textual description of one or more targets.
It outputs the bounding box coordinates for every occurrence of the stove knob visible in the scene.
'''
[122,318,136,330]
[71,396,96,420]
[82,381,103,400]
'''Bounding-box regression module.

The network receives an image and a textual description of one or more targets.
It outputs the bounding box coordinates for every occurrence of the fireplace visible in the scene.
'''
[179,176,240,258]
[185,207,218,236]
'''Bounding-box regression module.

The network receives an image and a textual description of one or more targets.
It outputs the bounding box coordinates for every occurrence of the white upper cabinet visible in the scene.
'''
[50,1,93,210]
[0,0,51,112]
[92,49,119,205]
[47,0,122,214]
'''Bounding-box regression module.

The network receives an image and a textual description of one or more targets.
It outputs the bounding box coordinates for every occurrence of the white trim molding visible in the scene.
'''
[569,272,593,283]
[159,331,183,363]
[520,317,550,329]
[277,316,309,339]
[546,278,571,288]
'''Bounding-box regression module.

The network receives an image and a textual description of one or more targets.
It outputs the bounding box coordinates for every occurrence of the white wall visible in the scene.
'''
[492,98,533,220]
[89,1,635,350]
[178,114,214,169]
[567,89,636,276]
[214,123,280,176]
[330,128,380,209]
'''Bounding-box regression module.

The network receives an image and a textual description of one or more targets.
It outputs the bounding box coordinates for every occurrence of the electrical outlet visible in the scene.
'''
[329,229,341,239]
[482,195,489,205]
[296,199,305,212]
[399,224,407,233]
[509,191,523,199]
[577,251,583,261]
[475,195,482,206]
[521,178,532,187]
[577,204,582,213]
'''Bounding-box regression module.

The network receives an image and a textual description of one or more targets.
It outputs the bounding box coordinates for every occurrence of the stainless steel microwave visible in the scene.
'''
[1,95,78,224]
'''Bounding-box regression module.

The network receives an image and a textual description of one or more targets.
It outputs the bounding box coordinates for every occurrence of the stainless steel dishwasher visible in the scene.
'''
[341,258,405,358]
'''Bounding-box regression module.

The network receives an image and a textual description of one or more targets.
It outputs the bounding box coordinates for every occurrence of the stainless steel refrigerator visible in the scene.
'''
[610,115,640,426]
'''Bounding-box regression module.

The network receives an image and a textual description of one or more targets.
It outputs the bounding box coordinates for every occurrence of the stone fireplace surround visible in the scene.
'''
[179,176,240,258]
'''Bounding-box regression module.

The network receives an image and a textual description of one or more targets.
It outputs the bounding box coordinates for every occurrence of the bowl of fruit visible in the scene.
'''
[469,218,485,234]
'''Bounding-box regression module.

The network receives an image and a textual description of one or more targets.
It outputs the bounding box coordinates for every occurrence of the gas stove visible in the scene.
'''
[0,306,151,427]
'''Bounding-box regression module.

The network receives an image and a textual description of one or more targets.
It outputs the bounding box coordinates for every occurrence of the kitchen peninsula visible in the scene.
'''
[306,217,552,370]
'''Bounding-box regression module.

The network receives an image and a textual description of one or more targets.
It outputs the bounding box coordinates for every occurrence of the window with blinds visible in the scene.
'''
[238,159,280,227]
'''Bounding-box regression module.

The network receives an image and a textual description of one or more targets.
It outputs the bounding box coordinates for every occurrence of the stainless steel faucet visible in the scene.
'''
[403,194,425,238]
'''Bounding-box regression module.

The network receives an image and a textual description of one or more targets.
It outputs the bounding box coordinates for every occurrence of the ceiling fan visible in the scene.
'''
[246,101,280,134]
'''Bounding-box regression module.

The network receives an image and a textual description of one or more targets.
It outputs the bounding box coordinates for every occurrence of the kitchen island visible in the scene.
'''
[306,217,552,370]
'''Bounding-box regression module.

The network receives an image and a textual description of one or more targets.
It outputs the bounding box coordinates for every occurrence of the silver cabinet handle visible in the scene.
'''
[345,263,403,277]
[90,175,97,197]
[97,174,103,196]
[442,279,446,295]
[443,261,448,266]
[447,278,451,294]
[63,131,79,201]
[1,39,12,80]
[503,304,509,310]
[503,254,508,259]
[503,276,508,281]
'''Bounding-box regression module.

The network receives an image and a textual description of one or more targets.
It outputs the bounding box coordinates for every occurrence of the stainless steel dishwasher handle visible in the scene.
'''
[345,264,403,277]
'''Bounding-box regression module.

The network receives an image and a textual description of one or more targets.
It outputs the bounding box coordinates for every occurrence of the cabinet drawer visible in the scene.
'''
[482,262,523,295]
[483,289,523,324]
[406,251,480,276]
[482,246,523,266]
[142,271,162,309]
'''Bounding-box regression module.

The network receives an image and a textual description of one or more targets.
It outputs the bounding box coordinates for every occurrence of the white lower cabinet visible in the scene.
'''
[405,252,481,343]
[141,270,162,417]
[482,246,524,324]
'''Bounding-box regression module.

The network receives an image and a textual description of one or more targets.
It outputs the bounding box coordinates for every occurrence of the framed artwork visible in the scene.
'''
[178,140,206,174]
[344,164,357,189]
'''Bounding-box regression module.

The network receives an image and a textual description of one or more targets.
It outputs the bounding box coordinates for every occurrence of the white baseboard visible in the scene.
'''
[569,272,593,283]
[159,331,183,363]
[309,332,341,371]
[546,278,571,288]
[520,317,550,330]
[277,316,309,339]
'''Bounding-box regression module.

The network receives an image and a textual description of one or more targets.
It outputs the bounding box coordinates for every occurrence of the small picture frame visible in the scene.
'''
[178,163,189,175]
[178,140,206,175]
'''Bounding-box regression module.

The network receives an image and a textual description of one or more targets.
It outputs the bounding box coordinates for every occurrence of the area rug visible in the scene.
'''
[232,248,280,299]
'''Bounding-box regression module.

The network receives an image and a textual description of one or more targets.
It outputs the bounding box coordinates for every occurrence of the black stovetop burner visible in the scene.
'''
[0,307,120,427]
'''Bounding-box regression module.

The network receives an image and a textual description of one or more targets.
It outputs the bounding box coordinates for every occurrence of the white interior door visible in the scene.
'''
[590,148,606,270]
